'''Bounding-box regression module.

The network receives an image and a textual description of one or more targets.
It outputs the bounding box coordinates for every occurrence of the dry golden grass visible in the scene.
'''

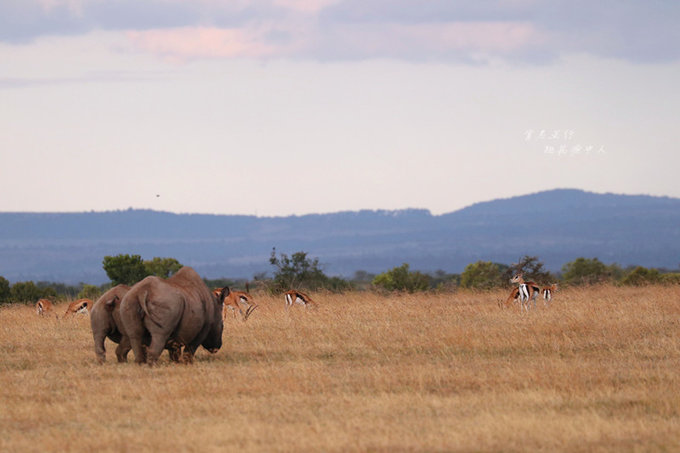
[1,285,679,452]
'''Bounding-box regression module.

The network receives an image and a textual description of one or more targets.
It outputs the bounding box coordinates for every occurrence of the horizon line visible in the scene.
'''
[0,188,676,218]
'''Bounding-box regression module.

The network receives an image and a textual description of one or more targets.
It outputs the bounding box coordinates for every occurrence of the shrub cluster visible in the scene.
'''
[1,253,678,304]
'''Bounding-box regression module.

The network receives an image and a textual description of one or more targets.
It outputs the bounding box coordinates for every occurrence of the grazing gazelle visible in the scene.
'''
[501,286,520,308]
[212,288,258,321]
[541,283,558,305]
[63,298,94,318]
[283,290,317,310]
[36,299,54,317]
[510,273,539,312]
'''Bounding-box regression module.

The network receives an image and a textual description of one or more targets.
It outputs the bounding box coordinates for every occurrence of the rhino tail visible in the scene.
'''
[138,290,163,329]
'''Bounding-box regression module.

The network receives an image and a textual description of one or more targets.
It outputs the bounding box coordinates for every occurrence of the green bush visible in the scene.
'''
[78,284,102,300]
[9,281,44,304]
[661,273,680,285]
[621,266,661,286]
[505,256,554,284]
[561,257,610,285]
[144,257,183,278]
[269,248,351,293]
[372,263,430,293]
[460,261,504,289]
[103,254,150,286]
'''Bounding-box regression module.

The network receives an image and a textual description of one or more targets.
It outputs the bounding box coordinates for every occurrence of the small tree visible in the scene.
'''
[372,263,430,293]
[269,248,349,292]
[9,281,43,303]
[561,257,609,285]
[103,254,150,286]
[506,256,554,283]
[661,273,680,285]
[78,284,102,300]
[144,257,183,279]
[621,266,661,286]
[460,261,504,289]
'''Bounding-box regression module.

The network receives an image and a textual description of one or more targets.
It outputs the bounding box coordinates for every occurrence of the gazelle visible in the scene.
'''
[510,273,539,312]
[212,288,258,321]
[501,286,520,308]
[542,283,558,305]
[36,298,54,317]
[63,298,94,318]
[283,290,317,310]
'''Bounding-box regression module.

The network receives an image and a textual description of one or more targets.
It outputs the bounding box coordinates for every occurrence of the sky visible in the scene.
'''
[1,0,679,217]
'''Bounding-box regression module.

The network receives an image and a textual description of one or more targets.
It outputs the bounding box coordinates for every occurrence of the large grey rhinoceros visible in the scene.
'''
[119,266,225,365]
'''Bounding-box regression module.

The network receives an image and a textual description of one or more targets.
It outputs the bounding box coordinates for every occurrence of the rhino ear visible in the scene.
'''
[219,286,230,302]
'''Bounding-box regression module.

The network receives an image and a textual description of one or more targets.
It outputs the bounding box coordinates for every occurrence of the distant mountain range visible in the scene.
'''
[1,189,679,283]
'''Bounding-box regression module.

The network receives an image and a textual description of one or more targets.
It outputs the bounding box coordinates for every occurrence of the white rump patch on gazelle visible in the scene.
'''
[36,299,54,316]
[283,290,317,310]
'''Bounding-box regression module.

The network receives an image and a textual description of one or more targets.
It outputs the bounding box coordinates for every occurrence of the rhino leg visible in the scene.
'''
[93,332,107,364]
[115,336,131,363]
[181,347,196,364]
[166,340,182,362]
[146,336,170,366]
[126,322,148,365]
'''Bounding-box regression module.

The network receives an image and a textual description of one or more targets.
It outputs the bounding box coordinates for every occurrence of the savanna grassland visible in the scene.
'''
[1,285,679,452]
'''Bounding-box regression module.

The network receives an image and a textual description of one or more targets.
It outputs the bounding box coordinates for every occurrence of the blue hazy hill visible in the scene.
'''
[1,189,678,283]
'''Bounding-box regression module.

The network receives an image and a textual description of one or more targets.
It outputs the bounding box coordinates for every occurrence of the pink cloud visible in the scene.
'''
[127,26,278,60]
[126,20,542,62]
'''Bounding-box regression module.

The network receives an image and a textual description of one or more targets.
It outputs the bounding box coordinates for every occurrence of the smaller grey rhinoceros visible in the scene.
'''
[119,266,225,365]
[90,284,132,364]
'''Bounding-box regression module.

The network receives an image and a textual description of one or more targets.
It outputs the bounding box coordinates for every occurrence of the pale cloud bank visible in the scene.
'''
[2,0,679,63]
[2,0,679,218]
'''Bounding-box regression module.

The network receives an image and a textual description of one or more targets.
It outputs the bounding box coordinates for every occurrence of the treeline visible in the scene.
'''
[1,253,679,305]
[457,256,680,289]
[365,256,680,293]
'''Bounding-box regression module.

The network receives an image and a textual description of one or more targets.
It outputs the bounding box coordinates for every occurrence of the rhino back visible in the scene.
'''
[166,267,218,347]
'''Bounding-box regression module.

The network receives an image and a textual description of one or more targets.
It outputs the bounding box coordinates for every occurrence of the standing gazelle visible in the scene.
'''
[510,273,539,312]
[212,288,257,322]
[541,283,558,305]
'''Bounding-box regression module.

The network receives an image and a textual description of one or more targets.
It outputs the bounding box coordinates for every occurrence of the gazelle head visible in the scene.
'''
[510,273,525,284]
[63,298,93,319]
[214,287,258,322]
[235,291,258,321]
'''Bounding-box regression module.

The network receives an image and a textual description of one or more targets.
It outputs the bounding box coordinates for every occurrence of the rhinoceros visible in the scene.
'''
[90,285,132,363]
[90,284,183,364]
[119,267,225,365]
